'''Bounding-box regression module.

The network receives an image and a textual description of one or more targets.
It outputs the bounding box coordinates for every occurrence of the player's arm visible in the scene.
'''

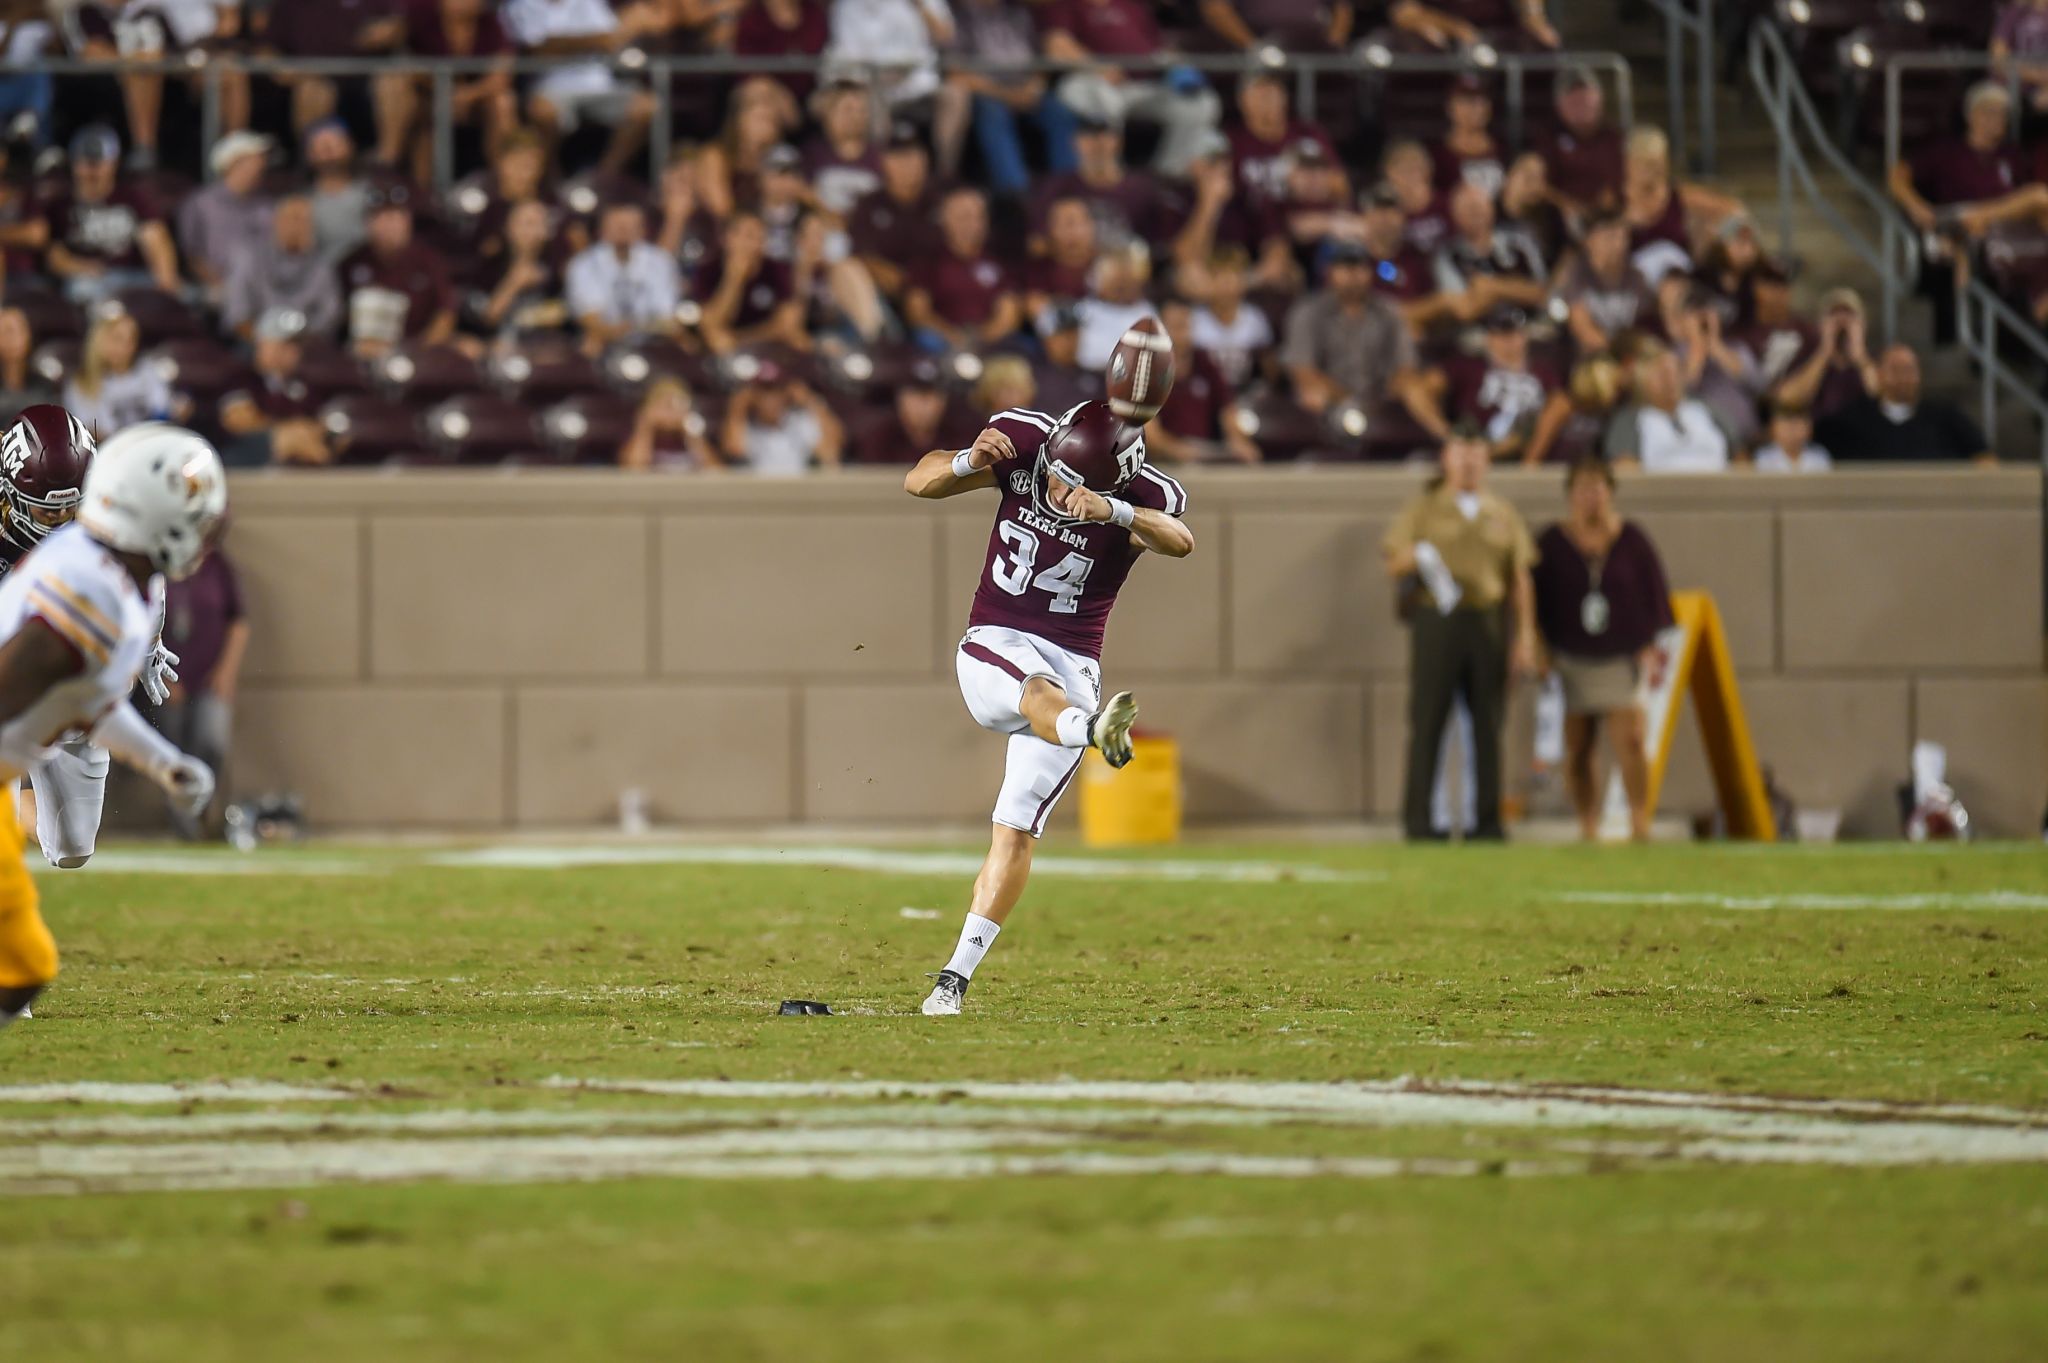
[1050,481,1195,558]
[0,619,85,767]
[904,425,1014,498]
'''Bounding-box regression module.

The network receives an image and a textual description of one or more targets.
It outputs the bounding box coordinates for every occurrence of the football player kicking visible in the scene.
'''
[903,400,1193,1016]
[0,406,183,873]
[0,424,224,1029]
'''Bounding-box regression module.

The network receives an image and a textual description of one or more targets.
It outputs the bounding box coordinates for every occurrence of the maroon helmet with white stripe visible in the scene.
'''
[0,405,95,554]
[1034,400,1146,522]
[1105,315,1176,422]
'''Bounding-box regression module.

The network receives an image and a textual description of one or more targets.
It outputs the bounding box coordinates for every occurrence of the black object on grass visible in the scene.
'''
[778,999,834,1016]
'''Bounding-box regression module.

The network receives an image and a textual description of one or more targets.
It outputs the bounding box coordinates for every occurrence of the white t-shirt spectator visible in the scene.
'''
[1633,400,1731,473]
[740,407,825,477]
[1191,305,1273,389]
[1074,297,1157,370]
[827,0,952,103]
[501,0,619,99]
[65,367,172,439]
[1753,440,1832,473]
[565,242,681,329]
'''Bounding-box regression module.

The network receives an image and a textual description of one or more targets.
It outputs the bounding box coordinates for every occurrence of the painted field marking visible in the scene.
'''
[73,852,380,877]
[426,844,1379,884]
[0,1081,354,1106]
[7,1074,2048,1193]
[1550,890,2048,911]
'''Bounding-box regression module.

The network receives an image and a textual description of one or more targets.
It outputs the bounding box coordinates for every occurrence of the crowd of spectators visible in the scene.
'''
[0,0,2020,471]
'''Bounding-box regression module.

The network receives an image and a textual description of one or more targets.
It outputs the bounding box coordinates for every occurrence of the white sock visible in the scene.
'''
[1054,706,1092,748]
[942,913,1002,980]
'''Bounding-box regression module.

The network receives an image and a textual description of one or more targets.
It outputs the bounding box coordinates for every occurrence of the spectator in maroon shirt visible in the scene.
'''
[699,78,802,220]
[1023,194,1099,317]
[1410,305,1562,459]
[853,363,950,464]
[1558,211,1658,358]
[1199,0,1352,50]
[733,0,830,103]
[1532,457,1672,842]
[1147,297,1260,463]
[1228,69,1341,209]
[447,128,554,263]
[849,124,941,301]
[1273,138,1362,280]
[336,185,457,355]
[469,198,571,341]
[1357,183,1444,329]
[1041,0,1223,174]
[1769,285,1878,421]
[219,309,334,467]
[378,0,517,185]
[1169,129,1296,297]
[1890,82,2048,242]
[804,78,885,218]
[1031,303,1097,413]
[907,185,1023,350]
[696,211,809,352]
[1029,112,1176,251]
[154,541,249,839]
[1539,68,1624,216]
[1499,151,1566,273]
[41,125,182,303]
[1431,75,1506,198]
[260,0,407,136]
[1382,138,1451,256]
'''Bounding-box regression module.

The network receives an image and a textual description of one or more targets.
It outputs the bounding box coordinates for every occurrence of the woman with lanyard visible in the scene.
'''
[1532,457,1674,842]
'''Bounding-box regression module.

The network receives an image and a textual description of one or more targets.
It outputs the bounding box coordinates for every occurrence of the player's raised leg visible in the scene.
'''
[928,648,1134,1015]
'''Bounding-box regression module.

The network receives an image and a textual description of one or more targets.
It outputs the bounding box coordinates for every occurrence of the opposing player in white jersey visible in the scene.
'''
[903,399,1193,1015]
[0,406,182,873]
[0,424,223,1028]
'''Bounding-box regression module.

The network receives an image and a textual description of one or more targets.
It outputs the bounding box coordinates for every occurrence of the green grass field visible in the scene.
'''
[6,839,2048,1362]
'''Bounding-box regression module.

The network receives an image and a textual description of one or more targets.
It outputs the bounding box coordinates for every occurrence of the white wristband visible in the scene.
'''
[951,449,978,479]
[1106,498,1136,529]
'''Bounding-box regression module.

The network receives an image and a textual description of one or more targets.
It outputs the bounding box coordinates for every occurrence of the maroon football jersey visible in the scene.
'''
[966,406,1188,659]
[1443,355,1557,442]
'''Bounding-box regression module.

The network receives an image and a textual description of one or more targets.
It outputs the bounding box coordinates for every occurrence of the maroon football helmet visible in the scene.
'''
[1034,400,1145,521]
[0,405,96,554]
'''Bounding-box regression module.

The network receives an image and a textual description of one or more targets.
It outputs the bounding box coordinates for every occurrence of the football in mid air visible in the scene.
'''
[1104,316,1176,423]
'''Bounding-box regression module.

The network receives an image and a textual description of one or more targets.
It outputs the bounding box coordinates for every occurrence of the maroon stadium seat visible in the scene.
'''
[321,393,425,466]
[149,338,255,409]
[292,337,371,404]
[9,291,83,343]
[490,343,606,405]
[540,392,638,465]
[111,288,203,343]
[1235,391,1328,463]
[602,336,716,394]
[375,342,486,405]
[425,393,539,464]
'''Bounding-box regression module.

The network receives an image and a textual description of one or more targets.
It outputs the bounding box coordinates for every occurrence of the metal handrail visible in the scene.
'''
[1638,0,1716,174]
[1748,22,1920,318]
[9,46,1635,192]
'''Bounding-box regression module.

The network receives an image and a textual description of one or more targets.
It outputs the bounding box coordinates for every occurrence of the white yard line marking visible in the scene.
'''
[9,1077,2048,1194]
[0,1131,1577,1194]
[1551,890,2048,911]
[0,1081,354,1106]
[72,852,378,876]
[427,844,1379,883]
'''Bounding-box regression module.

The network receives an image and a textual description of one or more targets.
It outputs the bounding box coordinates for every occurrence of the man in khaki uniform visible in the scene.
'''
[1383,429,1539,840]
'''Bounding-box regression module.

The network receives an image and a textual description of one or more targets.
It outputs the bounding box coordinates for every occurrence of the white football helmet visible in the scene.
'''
[78,424,227,580]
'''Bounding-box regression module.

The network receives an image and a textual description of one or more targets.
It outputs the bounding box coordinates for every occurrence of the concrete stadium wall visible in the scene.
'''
[221,467,2047,838]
